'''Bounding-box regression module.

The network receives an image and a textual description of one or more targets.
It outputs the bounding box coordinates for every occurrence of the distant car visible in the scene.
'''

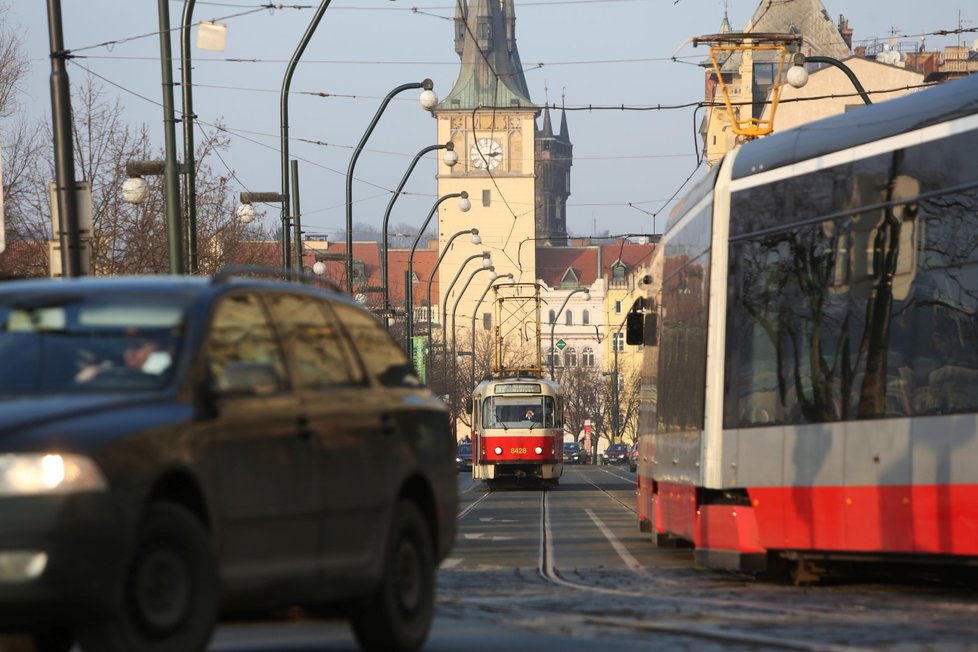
[629,442,639,472]
[603,443,630,465]
[0,271,457,652]
[562,441,583,464]
[456,442,473,472]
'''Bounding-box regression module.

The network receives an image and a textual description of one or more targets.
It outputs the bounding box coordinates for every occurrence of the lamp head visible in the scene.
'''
[581,290,591,302]
[419,81,438,110]
[122,176,149,205]
[786,53,809,89]
[487,268,498,282]
[481,253,492,269]
[458,192,472,213]
[312,261,326,275]
[469,228,482,245]
[443,149,459,167]
[236,203,257,224]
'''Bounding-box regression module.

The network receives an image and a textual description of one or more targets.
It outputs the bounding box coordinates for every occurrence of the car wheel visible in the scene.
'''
[350,499,434,652]
[76,503,219,652]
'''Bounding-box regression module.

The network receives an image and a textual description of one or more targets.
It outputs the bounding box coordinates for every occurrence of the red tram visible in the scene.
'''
[630,74,978,577]
[470,377,564,489]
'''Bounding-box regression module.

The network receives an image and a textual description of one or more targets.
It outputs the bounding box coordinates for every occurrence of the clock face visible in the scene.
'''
[470,138,502,170]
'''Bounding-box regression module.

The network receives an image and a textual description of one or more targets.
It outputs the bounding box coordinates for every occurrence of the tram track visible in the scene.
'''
[449,471,978,648]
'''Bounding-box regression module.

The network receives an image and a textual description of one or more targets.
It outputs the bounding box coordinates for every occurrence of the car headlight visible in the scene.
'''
[0,454,108,497]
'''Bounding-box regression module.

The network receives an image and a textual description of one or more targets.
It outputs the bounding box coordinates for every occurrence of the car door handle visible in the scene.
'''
[381,413,397,436]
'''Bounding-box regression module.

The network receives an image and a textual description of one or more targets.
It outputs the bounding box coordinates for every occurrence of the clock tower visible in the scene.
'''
[432,0,539,338]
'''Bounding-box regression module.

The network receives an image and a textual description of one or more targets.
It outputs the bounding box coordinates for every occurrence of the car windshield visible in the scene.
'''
[457,443,472,455]
[0,294,189,393]
[563,442,580,452]
[609,444,627,452]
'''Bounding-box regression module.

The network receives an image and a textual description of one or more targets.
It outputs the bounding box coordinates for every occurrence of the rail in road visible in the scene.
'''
[444,466,978,651]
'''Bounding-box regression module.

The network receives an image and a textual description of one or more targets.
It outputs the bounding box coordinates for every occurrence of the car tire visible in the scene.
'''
[76,503,219,652]
[29,628,73,652]
[350,499,434,652]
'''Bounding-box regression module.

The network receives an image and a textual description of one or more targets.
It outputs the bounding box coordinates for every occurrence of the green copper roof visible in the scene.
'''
[438,0,536,111]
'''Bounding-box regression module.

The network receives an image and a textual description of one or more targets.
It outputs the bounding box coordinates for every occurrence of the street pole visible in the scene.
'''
[157,0,184,274]
[549,287,590,380]
[282,0,333,271]
[347,79,433,294]
[426,228,480,382]
[180,0,199,273]
[382,141,454,313]
[471,274,513,389]
[46,0,82,277]
[451,266,495,389]
[406,192,468,354]
[441,252,490,385]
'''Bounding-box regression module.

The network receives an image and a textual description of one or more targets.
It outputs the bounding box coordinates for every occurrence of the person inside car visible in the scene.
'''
[76,332,172,382]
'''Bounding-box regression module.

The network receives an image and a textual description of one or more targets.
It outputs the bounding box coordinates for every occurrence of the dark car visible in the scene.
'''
[602,443,630,465]
[562,441,583,464]
[0,272,457,652]
[629,441,639,472]
[456,442,473,472]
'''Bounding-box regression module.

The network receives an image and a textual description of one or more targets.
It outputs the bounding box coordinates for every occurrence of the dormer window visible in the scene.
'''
[612,261,626,280]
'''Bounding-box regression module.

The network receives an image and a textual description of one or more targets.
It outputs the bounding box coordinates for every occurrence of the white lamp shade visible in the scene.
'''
[122,176,149,205]
[582,291,591,301]
[458,196,472,212]
[482,256,493,269]
[312,261,326,275]
[236,203,257,224]
[786,65,809,89]
[487,270,498,281]
[470,232,482,245]
[443,149,459,167]
[419,89,438,111]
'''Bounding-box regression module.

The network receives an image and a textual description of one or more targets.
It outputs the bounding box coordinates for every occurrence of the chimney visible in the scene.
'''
[838,15,854,50]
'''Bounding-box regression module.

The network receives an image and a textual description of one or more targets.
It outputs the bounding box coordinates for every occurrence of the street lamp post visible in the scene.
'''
[471,273,514,389]
[425,228,481,381]
[451,266,496,389]
[347,79,437,294]
[786,53,872,104]
[440,252,492,382]
[382,141,458,313]
[156,0,184,274]
[405,192,471,354]
[549,287,591,380]
[180,0,199,273]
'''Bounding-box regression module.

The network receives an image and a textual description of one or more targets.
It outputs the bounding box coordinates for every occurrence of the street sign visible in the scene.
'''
[556,339,566,350]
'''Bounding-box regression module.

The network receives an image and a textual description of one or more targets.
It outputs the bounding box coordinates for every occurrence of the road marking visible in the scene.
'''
[440,557,463,569]
[585,508,644,572]
[463,532,514,541]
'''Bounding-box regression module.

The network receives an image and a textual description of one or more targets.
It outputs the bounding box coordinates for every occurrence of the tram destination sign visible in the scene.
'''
[494,383,542,394]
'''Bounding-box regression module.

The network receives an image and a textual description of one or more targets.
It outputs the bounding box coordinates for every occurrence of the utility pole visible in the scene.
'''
[46,0,82,277]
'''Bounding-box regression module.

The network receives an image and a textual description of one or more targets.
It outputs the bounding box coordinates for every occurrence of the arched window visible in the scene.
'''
[565,310,573,326]
[548,309,556,324]
[548,347,561,368]
[564,347,577,367]
[582,346,594,367]
[582,309,590,325]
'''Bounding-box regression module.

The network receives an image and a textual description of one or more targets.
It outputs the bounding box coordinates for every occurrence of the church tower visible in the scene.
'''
[534,100,572,245]
[433,0,540,337]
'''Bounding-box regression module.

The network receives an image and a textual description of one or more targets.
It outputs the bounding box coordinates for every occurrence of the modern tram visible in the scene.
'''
[470,376,564,489]
[630,74,978,578]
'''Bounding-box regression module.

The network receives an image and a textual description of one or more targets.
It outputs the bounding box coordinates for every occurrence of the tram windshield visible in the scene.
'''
[483,395,556,429]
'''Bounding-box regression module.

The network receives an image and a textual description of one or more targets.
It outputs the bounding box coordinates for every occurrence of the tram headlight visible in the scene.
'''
[494,447,503,455]
[534,447,543,455]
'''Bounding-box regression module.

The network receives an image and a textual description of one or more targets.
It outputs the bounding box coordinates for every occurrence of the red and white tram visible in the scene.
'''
[631,74,978,576]
[470,377,564,489]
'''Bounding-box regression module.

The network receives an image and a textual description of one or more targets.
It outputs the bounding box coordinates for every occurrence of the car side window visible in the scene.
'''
[330,302,420,388]
[263,292,364,389]
[206,292,288,396]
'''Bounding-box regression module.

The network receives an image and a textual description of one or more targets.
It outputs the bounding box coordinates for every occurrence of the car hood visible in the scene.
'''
[0,392,181,447]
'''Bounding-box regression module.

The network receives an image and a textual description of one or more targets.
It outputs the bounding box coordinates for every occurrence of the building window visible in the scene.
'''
[614,300,622,314]
[582,347,594,367]
[613,332,624,352]
[565,310,573,326]
[564,347,577,367]
[612,262,626,280]
[582,309,590,326]
[482,189,491,207]
[548,309,556,324]
[483,312,491,331]
[548,347,560,368]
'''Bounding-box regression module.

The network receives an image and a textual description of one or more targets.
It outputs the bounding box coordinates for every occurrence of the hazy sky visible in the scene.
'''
[5,1,974,241]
